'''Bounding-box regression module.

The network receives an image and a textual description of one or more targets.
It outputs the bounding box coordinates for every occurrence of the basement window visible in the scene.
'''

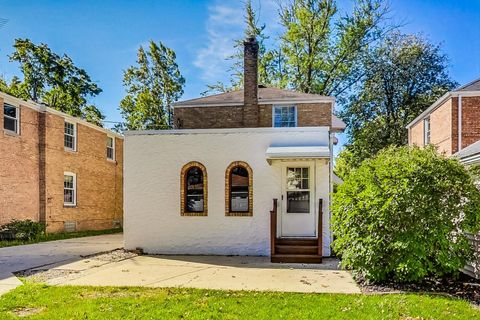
[107,136,115,161]
[64,121,77,151]
[64,172,77,206]
[3,103,19,134]
[273,106,297,127]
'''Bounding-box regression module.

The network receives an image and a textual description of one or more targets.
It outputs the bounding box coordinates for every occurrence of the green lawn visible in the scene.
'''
[0,228,122,248]
[0,284,478,319]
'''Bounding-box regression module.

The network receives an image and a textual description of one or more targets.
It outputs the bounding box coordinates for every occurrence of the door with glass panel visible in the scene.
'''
[280,163,316,237]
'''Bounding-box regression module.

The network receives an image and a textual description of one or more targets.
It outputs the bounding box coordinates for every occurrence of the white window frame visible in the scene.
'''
[3,103,20,134]
[63,172,77,207]
[64,121,77,151]
[107,136,115,161]
[272,105,297,128]
[424,117,430,146]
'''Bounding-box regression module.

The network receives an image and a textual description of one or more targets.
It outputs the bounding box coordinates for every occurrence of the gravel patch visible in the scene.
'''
[15,269,80,283]
[83,249,138,262]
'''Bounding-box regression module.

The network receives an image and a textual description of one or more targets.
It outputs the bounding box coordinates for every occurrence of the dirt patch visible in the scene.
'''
[83,249,137,262]
[11,307,44,317]
[358,273,480,305]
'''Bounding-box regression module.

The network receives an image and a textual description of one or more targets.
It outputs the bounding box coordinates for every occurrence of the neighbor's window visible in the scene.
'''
[424,117,431,145]
[64,121,76,151]
[64,172,77,206]
[3,103,19,134]
[107,136,115,160]
[225,161,253,216]
[273,106,296,127]
[180,162,208,216]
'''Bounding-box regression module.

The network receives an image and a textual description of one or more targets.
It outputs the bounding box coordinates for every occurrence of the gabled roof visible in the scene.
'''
[456,78,480,92]
[455,140,480,160]
[406,78,480,129]
[173,87,334,107]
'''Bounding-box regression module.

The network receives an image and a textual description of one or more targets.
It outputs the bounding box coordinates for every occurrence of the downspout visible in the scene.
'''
[458,95,462,152]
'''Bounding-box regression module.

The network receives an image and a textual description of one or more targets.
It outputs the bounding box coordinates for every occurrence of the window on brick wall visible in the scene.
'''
[424,117,431,145]
[3,103,19,134]
[107,136,115,160]
[64,172,77,206]
[64,121,76,151]
[273,106,297,127]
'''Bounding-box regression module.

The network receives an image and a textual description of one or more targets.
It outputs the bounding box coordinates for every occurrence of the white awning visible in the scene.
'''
[266,146,330,162]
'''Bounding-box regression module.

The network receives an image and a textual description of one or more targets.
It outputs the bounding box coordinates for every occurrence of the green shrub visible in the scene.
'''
[0,220,45,240]
[332,146,480,283]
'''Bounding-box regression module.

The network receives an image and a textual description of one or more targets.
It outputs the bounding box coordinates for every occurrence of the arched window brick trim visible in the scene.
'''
[180,161,208,216]
[225,161,253,217]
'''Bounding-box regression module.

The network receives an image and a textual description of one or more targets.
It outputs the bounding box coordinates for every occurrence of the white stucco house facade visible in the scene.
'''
[123,37,345,263]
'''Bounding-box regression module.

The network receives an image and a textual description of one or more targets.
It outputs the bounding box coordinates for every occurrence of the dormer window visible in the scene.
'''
[273,106,297,127]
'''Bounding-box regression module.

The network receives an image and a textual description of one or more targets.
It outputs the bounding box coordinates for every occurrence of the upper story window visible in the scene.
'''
[3,103,19,134]
[225,161,253,216]
[180,161,208,216]
[107,136,115,160]
[64,121,77,151]
[273,106,297,127]
[64,172,77,206]
[424,117,430,145]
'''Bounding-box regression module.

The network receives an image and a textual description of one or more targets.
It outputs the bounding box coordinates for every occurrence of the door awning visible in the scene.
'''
[266,146,330,163]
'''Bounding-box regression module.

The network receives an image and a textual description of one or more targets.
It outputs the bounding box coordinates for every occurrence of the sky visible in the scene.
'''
[0,0,479,150]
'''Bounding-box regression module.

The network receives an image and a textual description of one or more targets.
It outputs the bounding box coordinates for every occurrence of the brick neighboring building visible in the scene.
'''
[1,92,123,232]
[407,79,480,155]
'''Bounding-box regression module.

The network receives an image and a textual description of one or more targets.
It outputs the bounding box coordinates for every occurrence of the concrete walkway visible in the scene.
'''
[0,233,123,295]
[48,255,360,294]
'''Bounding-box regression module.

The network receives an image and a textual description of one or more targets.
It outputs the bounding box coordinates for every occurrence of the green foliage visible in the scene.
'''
[2,39,104,126]
[332,146,480,283]
[337,32,457,173]
[0,220,45,241]
[118,41,185,130]
[210,0,390,98]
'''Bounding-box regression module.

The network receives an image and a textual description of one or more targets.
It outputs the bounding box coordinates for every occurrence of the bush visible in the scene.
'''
[332,146,480,283]
[0,220,45,240]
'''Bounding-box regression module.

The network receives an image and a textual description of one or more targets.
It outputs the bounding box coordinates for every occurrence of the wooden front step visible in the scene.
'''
[275,245,318,255]
[275,238,317,246]
[271,254,322,264]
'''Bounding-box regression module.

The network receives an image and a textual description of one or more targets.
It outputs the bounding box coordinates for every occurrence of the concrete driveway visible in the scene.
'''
[0,233,123,295]
[47,255,360,294]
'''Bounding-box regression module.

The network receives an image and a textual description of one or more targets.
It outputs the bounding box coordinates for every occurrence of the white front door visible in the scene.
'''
[280,162,316,237]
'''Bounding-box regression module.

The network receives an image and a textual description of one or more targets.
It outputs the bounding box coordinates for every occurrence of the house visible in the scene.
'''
[456,141,480,279]
[123,38,345,262]
[407,79,480,155]
[0,92,123,232]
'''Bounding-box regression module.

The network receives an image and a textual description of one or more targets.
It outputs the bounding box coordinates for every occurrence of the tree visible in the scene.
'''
[2,39,104,126]
[336,33,457,177]
[209,0,391,98]
[118,41,185,130]
[332,146,480,283]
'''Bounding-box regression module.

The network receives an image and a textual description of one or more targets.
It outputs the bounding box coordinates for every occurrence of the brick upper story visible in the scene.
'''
[173,87,345,131]
[407,79,480,156]
[0,92,123,232]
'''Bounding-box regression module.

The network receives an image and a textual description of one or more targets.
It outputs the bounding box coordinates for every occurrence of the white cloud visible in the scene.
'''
[194,0,280,84]
[194,2,244,83]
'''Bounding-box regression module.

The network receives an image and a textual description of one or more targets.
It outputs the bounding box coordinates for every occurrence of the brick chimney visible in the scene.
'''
[243,37,259,127]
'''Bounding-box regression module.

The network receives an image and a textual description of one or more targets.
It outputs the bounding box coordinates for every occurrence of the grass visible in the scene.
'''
[0,228,122,248]
[0,284,478,319]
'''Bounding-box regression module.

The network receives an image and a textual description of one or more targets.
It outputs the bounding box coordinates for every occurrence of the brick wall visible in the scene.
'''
[460,96,480,149]
[0,98,41,225]
[0,95,123,232]
[43,112,123,232]
[175,102,333,129]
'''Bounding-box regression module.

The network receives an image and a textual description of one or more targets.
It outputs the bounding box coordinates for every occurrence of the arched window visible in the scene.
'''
[180,162,207,216]
[225,161,253,216]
